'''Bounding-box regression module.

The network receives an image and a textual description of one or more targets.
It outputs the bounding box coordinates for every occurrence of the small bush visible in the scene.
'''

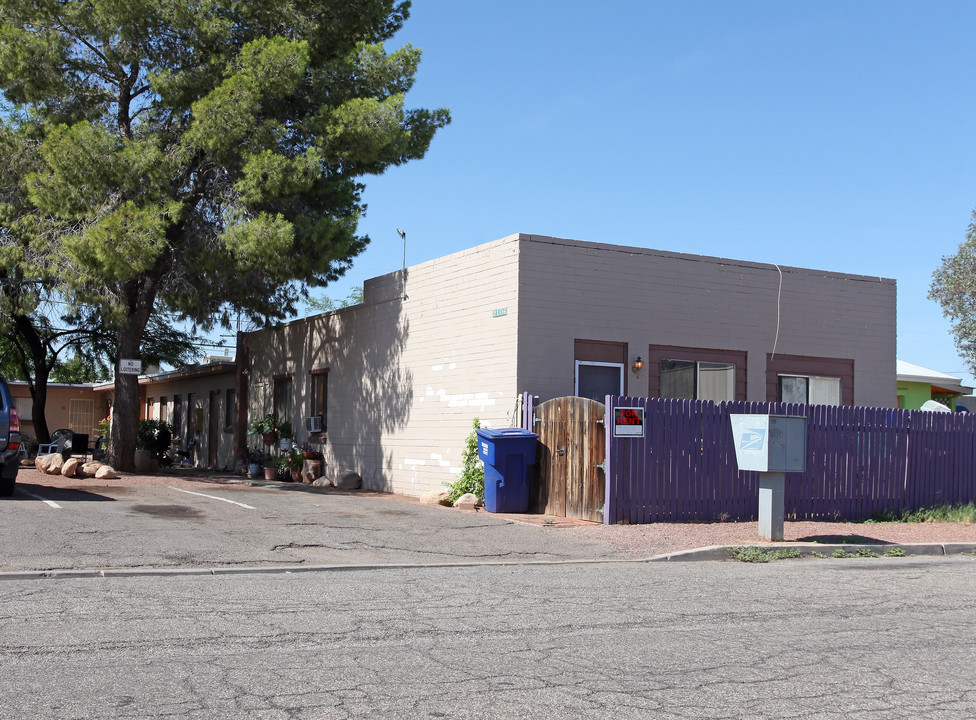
[444,418,484,504]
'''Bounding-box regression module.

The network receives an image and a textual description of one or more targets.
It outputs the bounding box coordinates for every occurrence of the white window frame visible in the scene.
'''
[575,361,625,399]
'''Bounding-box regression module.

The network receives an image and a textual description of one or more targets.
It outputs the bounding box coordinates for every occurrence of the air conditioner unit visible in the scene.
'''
[304,415,323,433]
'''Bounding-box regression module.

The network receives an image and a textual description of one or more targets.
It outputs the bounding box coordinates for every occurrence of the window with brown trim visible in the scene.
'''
[647,346,747,401]
[274,375,294,430]
[766,354,853,405]
[574,339,628,399]
[311,369,328,433]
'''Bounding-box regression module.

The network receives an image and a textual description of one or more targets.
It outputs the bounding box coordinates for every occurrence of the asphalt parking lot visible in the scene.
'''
[2,469,630,574]
[6,467,976,575]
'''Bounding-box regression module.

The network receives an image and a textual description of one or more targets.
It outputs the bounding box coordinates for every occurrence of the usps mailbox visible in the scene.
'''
[730,414,807,541]
[729,415,806,473]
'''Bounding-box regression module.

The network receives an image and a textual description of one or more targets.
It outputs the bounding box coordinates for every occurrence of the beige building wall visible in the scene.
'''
[9,382,108,443]
[243,239,521,495]
[514,235,897,407]
[244,233,897,498]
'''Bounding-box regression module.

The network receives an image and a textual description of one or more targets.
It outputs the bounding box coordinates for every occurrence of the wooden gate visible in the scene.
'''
[532,396,605,522]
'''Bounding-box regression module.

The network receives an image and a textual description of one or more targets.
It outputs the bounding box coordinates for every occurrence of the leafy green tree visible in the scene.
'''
[306,285,365,313]
[0,302,199,443]
[0,0,449,468]
[930,212,976,375]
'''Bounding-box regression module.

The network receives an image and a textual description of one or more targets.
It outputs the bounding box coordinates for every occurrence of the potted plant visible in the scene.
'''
[242,449,266,478]
[248,414,279,446]
[263,453,278,481]
[300,441,322,460]
[284,446,304,482]
[135,419,168,473]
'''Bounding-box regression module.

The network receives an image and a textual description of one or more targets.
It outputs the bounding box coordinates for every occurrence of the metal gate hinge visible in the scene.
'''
[594,461,605,471]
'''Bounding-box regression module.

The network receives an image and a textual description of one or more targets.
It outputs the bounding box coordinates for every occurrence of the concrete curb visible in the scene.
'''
[648,542,976,562]
[2,543,973,581]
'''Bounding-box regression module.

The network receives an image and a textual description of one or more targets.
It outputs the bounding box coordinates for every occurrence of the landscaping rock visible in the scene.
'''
[453,492,480,511]
[35,453,64,475]
[311,476,332,488]
[420,489,451,506]
[336,471,361,490]
[80,462,103,478]
[95,465,119,479]
[61,457,79,477]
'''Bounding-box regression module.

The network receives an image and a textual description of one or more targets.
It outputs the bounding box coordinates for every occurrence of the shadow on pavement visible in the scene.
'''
[15,482,117,502]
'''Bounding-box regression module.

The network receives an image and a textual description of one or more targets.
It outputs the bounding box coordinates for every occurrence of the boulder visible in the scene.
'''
[35,453,64,475]
[420,490,451,506]
[453,492,480,511]
[61,457,79,477]
[80,462,103,478]
[335,471,362,491]
[95,465,119,479]
[311,476,332,488]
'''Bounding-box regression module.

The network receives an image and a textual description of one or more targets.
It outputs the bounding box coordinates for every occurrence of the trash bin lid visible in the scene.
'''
[475,428,538,440]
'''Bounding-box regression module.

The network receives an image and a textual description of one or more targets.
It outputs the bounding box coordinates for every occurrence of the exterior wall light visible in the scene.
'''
[632,356,644,378]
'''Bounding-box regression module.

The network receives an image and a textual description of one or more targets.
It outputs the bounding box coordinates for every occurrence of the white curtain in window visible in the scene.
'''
[809,376,841,405]
[698,363,735,403]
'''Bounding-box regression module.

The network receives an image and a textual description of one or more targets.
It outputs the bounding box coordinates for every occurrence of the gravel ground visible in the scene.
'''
[18,465,976,559]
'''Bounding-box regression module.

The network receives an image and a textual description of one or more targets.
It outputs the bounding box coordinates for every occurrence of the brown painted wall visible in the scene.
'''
[514,234,895,407]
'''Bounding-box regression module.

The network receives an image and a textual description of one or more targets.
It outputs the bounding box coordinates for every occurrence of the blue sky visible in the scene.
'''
[308,1,976,386]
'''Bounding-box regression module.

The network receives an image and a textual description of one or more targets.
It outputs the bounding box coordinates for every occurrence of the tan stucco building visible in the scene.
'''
[239,233,897,496]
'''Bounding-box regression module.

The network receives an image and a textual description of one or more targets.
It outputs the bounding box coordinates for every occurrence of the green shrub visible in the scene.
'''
[444,418,484,504]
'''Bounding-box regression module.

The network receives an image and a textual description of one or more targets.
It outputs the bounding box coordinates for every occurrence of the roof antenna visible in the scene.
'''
[396,228,407,299]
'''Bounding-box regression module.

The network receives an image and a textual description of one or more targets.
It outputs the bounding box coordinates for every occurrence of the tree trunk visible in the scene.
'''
[11,313,54,444]
[106,273,162,471]
[29,376,51,444]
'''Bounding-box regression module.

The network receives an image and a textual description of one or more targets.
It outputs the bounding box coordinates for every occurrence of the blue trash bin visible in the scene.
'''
[476,428,538,513]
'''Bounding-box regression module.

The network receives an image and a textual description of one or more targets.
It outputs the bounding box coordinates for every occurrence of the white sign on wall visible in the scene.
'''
[119,358,142,375]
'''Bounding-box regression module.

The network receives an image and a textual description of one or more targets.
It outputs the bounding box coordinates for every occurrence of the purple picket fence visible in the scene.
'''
[602,397,976,524]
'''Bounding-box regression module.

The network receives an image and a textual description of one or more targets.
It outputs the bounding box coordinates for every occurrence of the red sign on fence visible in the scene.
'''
[613,407,644,437]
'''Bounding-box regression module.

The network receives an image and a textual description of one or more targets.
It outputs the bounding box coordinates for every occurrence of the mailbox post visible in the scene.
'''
[729,414,807,541]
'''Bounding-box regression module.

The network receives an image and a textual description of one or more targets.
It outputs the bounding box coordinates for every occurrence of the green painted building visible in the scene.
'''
[896,360,972,411]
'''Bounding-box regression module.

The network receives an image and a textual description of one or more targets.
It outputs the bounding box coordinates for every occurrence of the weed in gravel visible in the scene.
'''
[729,546,801,563]
[865,503,976,524]
[810,551,826,559]
[832,548,855,558]
[883,548,906,557]
[855,548,879,558]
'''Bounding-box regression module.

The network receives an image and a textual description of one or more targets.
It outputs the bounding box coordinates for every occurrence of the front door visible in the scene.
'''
[532,396,606,522]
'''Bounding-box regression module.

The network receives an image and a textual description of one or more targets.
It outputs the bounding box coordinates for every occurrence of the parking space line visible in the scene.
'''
[169,487,256,509]
[17,488,62,508]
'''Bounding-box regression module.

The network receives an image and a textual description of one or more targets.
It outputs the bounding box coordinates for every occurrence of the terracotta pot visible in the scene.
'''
[290,467,301,482]
[263,466,277,480]
[262,432,277,446]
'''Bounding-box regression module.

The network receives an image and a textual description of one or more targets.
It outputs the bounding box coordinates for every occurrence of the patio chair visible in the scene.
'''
[37,428,72,456]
